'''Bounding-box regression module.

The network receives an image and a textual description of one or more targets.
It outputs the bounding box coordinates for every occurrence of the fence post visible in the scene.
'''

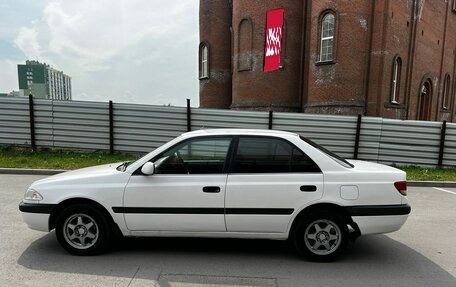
[268,110,273,130]
[353,114,362,159]
[187,99,191,132]
[438,121,447,167]
[28,94,36,151]
[109,100,114,154]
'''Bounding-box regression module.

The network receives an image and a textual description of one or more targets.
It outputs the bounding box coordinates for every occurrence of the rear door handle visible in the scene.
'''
[203,186,221,193]
[300,185,317,192]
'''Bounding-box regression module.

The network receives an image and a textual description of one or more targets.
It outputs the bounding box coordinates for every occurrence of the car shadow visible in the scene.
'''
[17,232,456,286]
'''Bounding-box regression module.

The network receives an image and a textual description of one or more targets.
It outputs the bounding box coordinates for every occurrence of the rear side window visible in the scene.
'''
[231,137,321,173]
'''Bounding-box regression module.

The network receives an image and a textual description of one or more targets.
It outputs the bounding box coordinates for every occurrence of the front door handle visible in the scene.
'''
[203,186,221,193]
[300,185,317,192]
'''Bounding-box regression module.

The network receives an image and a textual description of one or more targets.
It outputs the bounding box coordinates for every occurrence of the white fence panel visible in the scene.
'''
[113,103,187,153]
[273,112,358,159]
[0,98,30,145]
[53,100,110,150]
[0,98,454,167]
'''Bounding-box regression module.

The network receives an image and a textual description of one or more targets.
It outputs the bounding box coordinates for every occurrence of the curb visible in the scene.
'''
[407,181,456,188]
[0,168,456,188]
[0,168,66,176]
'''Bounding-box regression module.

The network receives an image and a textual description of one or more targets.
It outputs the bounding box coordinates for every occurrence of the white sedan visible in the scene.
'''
[19,129,410,261]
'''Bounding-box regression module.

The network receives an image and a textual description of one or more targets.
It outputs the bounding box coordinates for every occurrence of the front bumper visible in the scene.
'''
[19,202,56,232]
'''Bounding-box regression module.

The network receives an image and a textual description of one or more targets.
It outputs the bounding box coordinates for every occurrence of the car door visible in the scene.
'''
[123,136,232,232]
[225,136,324,234]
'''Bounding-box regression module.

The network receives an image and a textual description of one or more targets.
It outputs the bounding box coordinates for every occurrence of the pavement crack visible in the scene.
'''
[153,270,163,287]
[127,266,141,287]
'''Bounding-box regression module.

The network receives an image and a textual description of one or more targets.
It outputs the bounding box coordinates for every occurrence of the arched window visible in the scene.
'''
[442,74,451,109]
[238,18,253,71]
[319,12,335,62]
[391,56,402,104]
[199,43,209,79]
[418,78,432,121]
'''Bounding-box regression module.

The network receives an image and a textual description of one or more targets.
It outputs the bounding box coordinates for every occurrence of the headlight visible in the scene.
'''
[24,188,43,201]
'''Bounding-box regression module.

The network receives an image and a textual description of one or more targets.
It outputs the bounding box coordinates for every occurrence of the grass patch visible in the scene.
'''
[1,145,456,181]
[398,166,456,182]
[0,146,138,170]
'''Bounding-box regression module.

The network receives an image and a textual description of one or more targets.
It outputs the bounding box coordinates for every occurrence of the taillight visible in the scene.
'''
[394,181,407,196]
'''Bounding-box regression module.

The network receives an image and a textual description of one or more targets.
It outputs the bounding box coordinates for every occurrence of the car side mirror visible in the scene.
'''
[141,162,155,175]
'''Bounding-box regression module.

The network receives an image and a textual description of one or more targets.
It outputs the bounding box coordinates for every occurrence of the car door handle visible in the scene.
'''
[300,185,317,192]
[203,186,221,193]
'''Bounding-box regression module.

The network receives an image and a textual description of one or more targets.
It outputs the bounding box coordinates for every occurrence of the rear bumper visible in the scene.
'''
[346,204,411,235]
[19,202,55,232]
[352,214,409,235]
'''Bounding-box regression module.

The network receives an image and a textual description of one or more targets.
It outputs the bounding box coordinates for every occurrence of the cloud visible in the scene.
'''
[0,60,19,92]
[6,0,199,106]
[14,26,41,59]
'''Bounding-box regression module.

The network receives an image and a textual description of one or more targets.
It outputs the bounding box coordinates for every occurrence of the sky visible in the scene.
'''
[0,0,199,106]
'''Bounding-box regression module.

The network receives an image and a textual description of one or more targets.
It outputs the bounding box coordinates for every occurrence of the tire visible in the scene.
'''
[293,210,348,262]
[55,204,111,256]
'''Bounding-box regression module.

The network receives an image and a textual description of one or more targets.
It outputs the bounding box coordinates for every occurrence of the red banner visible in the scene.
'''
[264,8,284,72]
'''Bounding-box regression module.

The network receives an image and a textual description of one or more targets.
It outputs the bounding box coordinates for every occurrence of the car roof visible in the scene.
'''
[181,129,299,138]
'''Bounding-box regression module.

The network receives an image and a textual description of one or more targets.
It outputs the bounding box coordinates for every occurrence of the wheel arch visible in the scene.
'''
[49,197,121,236]
[288,203,360,240]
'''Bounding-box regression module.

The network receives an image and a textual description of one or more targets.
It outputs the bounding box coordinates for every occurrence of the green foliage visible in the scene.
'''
[398,166,456,182]
[0,146,138,170]
[1,145,456,182]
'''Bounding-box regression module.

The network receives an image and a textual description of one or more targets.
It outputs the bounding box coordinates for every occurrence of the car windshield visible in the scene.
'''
[300,136,354,168]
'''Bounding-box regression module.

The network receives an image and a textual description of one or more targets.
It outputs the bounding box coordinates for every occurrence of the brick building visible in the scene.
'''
[199,0,456,121]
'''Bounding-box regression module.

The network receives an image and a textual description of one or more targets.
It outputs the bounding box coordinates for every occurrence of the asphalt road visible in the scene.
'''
[1,174,455,287]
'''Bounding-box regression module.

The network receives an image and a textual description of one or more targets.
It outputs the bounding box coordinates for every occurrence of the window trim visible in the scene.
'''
[453,0,456,12]
[228,135,322,174]
[391,56,402,104]
[199,42,210,79]
[317,11,337,64]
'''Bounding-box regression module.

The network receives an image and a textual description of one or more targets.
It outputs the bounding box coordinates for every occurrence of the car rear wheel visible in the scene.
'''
[294,210,348,261]
[55,204,111,255]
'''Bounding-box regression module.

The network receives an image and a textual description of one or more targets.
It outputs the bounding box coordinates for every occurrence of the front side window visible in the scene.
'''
[153,137,231,174]
[319,13,335,62]
[231,137,320,173]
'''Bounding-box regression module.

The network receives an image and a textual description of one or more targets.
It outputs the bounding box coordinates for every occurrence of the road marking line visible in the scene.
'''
[433,187,456,195]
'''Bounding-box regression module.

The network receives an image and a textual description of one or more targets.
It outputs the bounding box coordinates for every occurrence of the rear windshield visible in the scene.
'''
[300,136,354,168]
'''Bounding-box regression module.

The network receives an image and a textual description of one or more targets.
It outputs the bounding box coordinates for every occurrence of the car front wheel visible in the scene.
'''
[55,204,111,255]
[294,210,348,261]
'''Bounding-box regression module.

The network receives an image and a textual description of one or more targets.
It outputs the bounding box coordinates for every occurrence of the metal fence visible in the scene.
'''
[0,96,453,167]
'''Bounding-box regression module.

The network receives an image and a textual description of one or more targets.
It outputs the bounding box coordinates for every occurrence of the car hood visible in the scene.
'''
[31,162,125,187]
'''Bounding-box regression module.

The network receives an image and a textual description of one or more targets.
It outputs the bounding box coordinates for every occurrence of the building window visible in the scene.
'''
[453,0,456,12]
[391,56,402,104]
[319,12,335,62]
[199,43,209,79]
[418,78,432,121]
[442,74,451,110]
[238,18,253,71]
